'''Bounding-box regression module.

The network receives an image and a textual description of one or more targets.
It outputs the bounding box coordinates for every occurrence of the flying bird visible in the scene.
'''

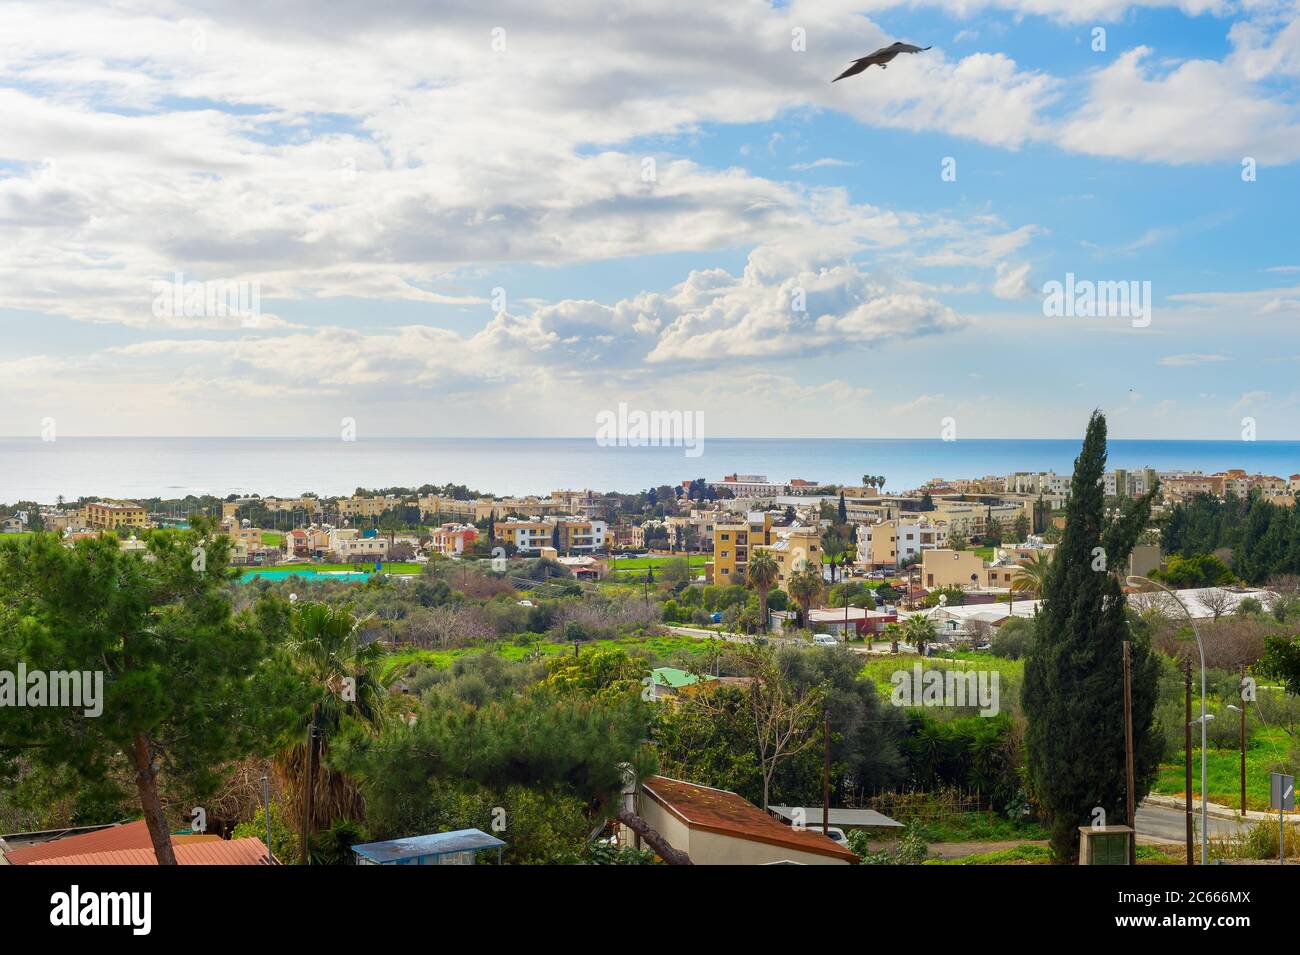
[832,42,932,82]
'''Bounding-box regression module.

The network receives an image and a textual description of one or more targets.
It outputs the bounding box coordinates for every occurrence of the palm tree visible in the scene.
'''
[884,620,903,654]
[1010,551,1053,599]
[277,602,391,859]
[903,613,938,658]
[787,565,824,630]
[747,549,779,633]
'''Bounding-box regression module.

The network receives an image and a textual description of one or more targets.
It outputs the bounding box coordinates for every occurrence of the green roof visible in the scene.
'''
[651,667,716,688]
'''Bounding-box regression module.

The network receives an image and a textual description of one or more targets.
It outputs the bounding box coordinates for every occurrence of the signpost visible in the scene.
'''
[1270,772,1294,865]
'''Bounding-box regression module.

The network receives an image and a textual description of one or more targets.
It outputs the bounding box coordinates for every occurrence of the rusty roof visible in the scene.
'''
[5,819,225,865]
[642,776,859,863]
[29,837,271,866]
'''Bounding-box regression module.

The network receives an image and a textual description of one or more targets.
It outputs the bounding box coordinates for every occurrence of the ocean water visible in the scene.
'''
[1,436,1298,503]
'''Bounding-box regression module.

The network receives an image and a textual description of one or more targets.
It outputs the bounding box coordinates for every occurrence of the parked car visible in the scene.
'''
[813,634,839,647]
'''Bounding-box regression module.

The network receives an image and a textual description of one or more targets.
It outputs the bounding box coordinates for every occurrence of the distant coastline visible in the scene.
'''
[2,436,1298,503]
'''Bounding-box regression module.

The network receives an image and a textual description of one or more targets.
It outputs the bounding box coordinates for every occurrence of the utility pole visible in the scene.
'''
[822,716,830,836]
[1239,666,1247,817]
[261,774,273,865]
[1123,640,1136,866]
[1184,659,1193,866]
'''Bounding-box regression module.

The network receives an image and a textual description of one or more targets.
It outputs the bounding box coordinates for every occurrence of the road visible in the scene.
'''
[1134,803,1250,843]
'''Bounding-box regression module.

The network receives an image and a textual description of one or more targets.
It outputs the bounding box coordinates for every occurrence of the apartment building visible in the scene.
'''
[710,474,790,497]
[85,500,148,530]
[337,495,398,521]
[665,510,721,551]
[708,511,773,583]
[857,518,948,569]
[327,527,390,562]
[920,549,1023,591]
[753,526,822,587]
[493,517,608,554]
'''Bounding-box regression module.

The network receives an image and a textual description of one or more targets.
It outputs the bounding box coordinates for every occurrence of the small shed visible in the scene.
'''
[352,828,505,866]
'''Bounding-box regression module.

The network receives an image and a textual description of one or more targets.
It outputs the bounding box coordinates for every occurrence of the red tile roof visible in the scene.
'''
[642,776,859,863]
[29,837,271,866]
[4,820,255,865]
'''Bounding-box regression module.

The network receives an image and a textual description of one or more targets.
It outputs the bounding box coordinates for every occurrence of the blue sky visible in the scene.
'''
[1,0,1298,441]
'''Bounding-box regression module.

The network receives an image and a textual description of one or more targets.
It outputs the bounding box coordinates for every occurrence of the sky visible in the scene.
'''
[1,0,1299,441]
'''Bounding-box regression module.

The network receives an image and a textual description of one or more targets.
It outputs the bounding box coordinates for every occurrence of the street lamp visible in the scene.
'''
[1128,574,1208,865]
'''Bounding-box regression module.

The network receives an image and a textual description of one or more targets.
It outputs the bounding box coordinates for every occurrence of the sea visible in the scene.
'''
[2,436,1299,504]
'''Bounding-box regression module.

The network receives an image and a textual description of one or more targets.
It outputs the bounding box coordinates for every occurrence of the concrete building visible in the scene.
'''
[85,500,148,531]
[708,511,773,583]
[920,548,1024,591]
[857,518,948,569]
[492,517,608,555]
[429,522,479,556]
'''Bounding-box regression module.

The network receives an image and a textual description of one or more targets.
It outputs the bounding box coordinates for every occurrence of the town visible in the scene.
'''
[3,423,1298,870]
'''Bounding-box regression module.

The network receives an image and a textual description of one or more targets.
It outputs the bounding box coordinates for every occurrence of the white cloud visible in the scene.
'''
[1159,353,1228,366]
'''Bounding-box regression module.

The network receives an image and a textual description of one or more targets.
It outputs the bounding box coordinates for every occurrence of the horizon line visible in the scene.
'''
[1,434,1295,443]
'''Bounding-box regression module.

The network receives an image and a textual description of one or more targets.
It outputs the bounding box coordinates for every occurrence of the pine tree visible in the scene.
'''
[1022,411,1162,862]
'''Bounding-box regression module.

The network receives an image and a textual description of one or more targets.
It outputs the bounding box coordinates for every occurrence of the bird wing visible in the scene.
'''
[894,44,932,54]
[831,58,873,82]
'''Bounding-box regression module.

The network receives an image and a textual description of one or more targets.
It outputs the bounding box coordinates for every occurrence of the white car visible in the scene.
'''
[813,634,839,647]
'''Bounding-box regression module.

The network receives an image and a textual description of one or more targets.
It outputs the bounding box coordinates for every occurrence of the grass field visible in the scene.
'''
[1153,724,1295,811]
[858,654,1025,697]
[260,531,284,546]
[240,561,424,577]
[379,632,715,679]
[924,844,1176,865]
[608,555,706,570]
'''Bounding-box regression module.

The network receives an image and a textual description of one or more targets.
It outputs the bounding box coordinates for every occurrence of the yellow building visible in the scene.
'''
[754,526,822,587]
[493,517,608,554]
[85,500,148,530]
[709,512,773,584]
[920,549,1023,590]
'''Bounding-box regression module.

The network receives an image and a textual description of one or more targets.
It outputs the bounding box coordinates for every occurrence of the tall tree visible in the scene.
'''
[1022,412,1161,862]
[786,566,823,629]
[747,550,779,634]
[0,525,298,864]
[276,601,390,853]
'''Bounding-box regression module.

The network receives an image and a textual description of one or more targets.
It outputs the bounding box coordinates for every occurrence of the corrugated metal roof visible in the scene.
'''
[768,806,903,828]
[29,838,271,865]
[352,828,505,863]
[642,776,859,862]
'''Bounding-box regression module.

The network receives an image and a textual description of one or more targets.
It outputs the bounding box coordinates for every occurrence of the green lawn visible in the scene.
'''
[1153,724,1295,812]
[379,632,714,679]
[858,655,1025,697]
[260,531,284,546]
[609,555,706,571]
[924,844,1175,865]
[242,561,424,576]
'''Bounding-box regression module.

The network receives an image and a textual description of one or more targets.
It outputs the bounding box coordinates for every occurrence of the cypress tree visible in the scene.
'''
[1023,411,1162,862]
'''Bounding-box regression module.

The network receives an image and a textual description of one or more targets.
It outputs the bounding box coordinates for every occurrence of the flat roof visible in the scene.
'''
[351,828,505,863]
[768,806,903,828]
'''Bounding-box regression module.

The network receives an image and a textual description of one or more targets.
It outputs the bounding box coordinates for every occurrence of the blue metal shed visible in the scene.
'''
[352,828,505,865]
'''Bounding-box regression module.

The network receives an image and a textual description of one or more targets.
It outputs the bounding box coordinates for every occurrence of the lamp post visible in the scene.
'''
[1128,574,1208,865]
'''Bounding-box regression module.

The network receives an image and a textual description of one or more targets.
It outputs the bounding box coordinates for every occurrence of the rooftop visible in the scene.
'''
[351,828,505,864]
[642,776,858,863]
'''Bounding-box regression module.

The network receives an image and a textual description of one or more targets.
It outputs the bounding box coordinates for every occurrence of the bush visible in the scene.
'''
[990,618,1033,660]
